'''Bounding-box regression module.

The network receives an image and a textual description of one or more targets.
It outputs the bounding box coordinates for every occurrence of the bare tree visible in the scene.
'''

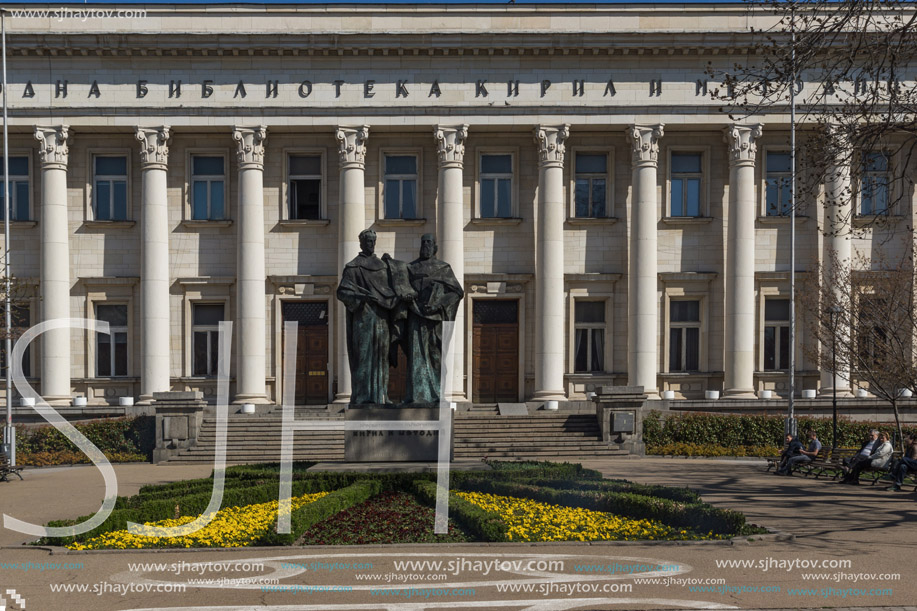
[709,0,917,230]
[799,249,916,450]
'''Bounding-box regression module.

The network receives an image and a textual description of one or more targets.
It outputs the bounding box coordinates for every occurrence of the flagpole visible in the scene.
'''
[2,7,15,466]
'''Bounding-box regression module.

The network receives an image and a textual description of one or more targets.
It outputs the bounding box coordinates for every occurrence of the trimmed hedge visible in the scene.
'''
[457,478,744,535]
[515,477,701,504]
[484,460,603,481]
[260,480,382,546]
[644,411,916,451]
[16,417,154,465]
[414,480,509,543]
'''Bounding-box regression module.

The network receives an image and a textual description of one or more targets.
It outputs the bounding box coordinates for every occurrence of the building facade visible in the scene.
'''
[1,3,913,406]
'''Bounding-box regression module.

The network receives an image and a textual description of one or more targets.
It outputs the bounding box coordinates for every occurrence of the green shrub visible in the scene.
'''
[16,417,154,464]
[643,411,913,449]
[414,480,509,542]
[647,443,782,457]
[515,477,701,504]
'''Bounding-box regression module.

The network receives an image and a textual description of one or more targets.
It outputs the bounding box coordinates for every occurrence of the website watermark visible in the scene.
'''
[8,7,148,22]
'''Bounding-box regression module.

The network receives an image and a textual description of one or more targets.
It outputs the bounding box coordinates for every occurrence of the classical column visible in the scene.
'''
[434,125,468,401]
[821,126,853,396]
[533,125,569,402]
[35,125,71,406]
[136,126,172,403]
[723,124,763,398]
[334,125,369,404]
[232,126,269,404]
[627,125,663,399]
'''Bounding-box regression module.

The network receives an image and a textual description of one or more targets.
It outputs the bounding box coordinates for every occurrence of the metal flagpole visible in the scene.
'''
[2,8,15,465]
[786,7,798,439]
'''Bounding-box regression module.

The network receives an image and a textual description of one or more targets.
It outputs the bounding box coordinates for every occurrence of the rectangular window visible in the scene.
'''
[670,152,702,217]
[480,153,513,218]
[574,301,605,373]
[0,157,30,221]
[96,304,128,377]
[0,304,30,377]
[383,154,418,219]
[860,152,889,215]
[574,153,607,218]
[857,295,888,367]
[191,155,225,220]
[669,300,700,372]
[763,299,790,370]
[192,303,224,376]
[765,152,792,216]
[288,154,322,220]
[93,156,128,221]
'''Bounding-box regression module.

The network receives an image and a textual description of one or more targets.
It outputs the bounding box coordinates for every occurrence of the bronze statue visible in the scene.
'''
[335,231,462,406]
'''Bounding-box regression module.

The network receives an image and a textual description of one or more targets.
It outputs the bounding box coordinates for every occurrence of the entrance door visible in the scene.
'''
[472,300,519,403]
[282,301,329,405]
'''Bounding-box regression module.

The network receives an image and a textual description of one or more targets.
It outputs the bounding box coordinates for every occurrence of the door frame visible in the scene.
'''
[274,295,334,405]
[466,293,525,403]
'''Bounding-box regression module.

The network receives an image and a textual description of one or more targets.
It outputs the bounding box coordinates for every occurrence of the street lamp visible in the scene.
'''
[827,304,843,451]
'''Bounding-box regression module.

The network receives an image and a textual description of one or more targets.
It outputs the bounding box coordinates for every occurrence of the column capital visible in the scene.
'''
[434,124,468,168]
[233,125,267,170]
[724,123,763,167]
[534,125,570,168]
[34,125,70,170]
[136,126,171,170]
[336,125,370,169]
[628,124,664,167]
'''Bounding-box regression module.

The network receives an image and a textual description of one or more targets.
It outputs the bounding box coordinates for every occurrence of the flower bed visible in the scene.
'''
[40,460,753,548]
[456,491,720,542]
[69,492,329,550]
[299,491,471,545]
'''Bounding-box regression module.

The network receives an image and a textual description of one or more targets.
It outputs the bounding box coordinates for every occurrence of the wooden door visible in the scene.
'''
[282,301,329,405]
[472,300,519,403]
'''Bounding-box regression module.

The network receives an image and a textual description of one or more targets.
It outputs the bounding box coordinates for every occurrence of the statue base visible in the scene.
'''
[344,406,453,462]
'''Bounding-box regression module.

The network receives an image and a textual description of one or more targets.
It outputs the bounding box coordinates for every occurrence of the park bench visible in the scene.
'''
[765,447,830,476]
[1,450,23,482]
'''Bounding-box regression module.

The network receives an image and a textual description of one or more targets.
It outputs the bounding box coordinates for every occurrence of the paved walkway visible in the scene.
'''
[0,457,914,610]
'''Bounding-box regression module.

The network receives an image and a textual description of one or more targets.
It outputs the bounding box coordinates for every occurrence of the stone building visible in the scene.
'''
[0,3,911,406]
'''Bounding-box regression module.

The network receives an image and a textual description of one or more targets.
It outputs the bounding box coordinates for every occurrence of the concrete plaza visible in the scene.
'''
[0,457,915,610]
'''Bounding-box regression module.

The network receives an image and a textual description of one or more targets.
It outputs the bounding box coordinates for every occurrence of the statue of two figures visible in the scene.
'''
[336,230,463,406]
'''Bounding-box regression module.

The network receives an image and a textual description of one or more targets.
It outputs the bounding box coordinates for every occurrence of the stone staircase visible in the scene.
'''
[163,407,626,464]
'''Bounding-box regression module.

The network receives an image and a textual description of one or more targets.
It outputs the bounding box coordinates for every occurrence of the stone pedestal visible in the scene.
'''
[344,406,453,462]
[152,391,207,463]
[592,385,648,456]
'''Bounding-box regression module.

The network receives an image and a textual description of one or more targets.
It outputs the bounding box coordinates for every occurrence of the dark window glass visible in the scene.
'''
[289,155,321,176]
[290,179,321,219]
[385,155,416,175]
[671,152,701,173]
[193,304,224,326]
[670,300,700,323]
[575,301,605,323]
[97,304,128,326]
[95,156,127,175]
[192,156,224,175]
[575,153,606,174]
[481,154,512,174]
[765,299,790,321]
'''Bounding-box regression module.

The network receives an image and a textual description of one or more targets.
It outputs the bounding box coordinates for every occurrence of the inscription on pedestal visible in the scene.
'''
[344,406,452,462]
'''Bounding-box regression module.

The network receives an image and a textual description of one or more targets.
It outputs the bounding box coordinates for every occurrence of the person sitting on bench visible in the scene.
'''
[777,429,821,476]
[843,429,880,472]
[775,434,803,475]
[887,433,917,492]
[843,431,892,484]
